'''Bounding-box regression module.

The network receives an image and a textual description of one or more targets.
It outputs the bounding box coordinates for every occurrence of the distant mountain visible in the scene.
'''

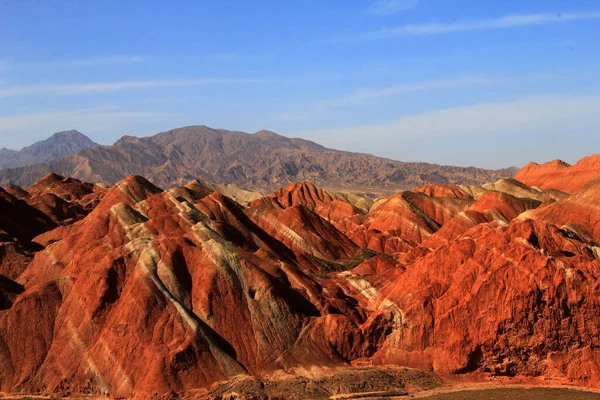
[0,130,99,169]
[0,125,517,192]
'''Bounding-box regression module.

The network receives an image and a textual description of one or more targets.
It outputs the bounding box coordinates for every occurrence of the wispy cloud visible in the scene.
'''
[289,94,600,168]
[293,94,600,144]
[278,72,552,122]
[370,0,419,16]
[0,78,266,98]
[317,76,497,109]
[0,106,176,130]
[49,55,148,67]
[328,11,600,42]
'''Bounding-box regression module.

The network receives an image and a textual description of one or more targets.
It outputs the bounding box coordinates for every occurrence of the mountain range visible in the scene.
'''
[0,126,518,193]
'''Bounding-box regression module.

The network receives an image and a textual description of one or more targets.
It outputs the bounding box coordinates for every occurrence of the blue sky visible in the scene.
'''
[1,0,599,168]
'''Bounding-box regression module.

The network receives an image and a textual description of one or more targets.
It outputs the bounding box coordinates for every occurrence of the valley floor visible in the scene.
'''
[412,382,600,399]
[4,385,600,399]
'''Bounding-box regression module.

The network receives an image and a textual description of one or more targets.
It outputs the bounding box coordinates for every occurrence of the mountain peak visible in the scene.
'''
[0,130,99,170]
[50,129,87,139]
[546,159,571,168]
[254,129,284,139]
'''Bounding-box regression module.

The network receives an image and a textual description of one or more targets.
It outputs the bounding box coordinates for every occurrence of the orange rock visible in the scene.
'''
[0,176,385,397]
[515,154,600,193]
[2,171,600,398]
[350,191,473,254]
[372,218,600,383]
[521,178,600,242]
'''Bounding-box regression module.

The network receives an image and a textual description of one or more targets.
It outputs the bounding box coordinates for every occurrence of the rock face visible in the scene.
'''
[1,170,600,398]
[514,154,600,193]
[0,130,98,169]
[0,125,515,193]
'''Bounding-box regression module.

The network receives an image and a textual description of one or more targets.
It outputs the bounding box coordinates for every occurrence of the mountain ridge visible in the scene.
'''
[514,154,600,193]
[0,125,518,193]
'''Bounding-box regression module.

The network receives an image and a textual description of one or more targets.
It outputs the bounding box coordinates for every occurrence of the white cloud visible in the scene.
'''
[292,94,600,145]
[0,78,266,98]
[317,76,497,109]
[329,11,600,42]
[0,106,178,132]
[370,0,419,16]
[49,55,148,67]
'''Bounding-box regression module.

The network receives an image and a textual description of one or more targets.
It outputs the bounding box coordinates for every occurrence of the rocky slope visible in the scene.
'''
[0,170,599,399]
[0,130,99,169]
[514,154,600,193]
[0,125,516,193]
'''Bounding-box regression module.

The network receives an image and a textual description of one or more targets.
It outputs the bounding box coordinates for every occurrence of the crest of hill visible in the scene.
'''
[0,125,513,192]
[514,154,600,193]
[0,130,98,169]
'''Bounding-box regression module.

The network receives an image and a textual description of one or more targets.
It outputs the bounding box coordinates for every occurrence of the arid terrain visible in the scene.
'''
[0,127,516,193]
[3,0,599,396]
[1,150,600,399]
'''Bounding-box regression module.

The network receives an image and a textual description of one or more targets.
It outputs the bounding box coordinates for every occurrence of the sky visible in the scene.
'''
[1,0,599,169]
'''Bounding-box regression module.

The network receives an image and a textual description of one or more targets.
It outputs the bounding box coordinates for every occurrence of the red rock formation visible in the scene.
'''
[0,186,59,280]
[349,191,474,254]
[514,154,600,193]
[249,181,368,233]
[1,171,600,398]
[483,178,568,202]
[0,187,56,243]
[3,173,105,226]
[370,218,600,385]
[521,178,600,242]
[247,182,362,259]
[420,190,539,250]
[250,181,337,210]
[0,176,391,398]
[246,202,360,260]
